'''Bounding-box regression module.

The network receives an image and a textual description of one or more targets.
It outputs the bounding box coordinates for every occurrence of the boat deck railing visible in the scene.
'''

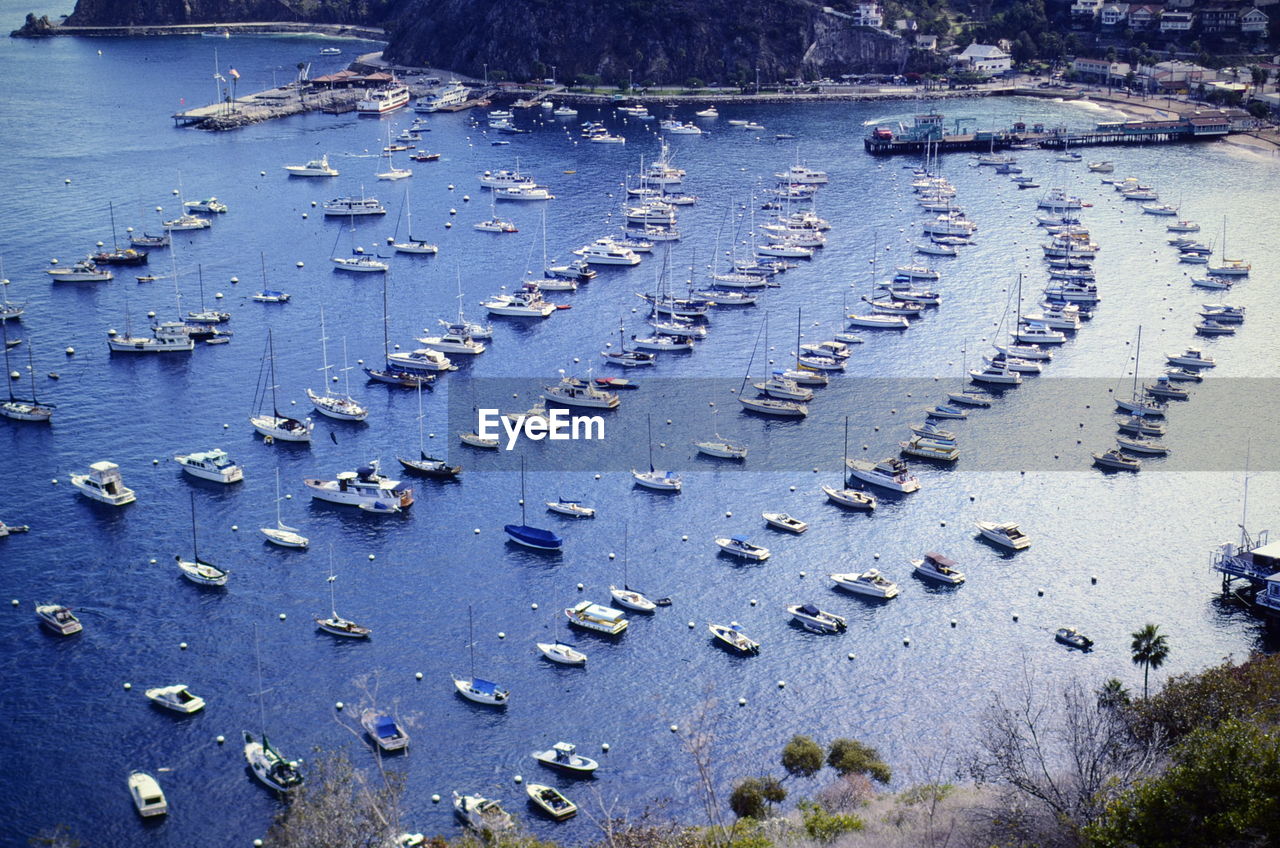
[1211,531,1274,585]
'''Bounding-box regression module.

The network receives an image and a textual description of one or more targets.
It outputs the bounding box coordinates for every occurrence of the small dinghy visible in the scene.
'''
[1055,627,1093,650]
[527,783,577,820]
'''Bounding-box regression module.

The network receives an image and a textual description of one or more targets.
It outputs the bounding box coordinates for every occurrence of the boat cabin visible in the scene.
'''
[1258,573,1280,615]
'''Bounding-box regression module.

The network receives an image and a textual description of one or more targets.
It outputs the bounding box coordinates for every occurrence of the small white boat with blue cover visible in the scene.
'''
[533,742,599,774]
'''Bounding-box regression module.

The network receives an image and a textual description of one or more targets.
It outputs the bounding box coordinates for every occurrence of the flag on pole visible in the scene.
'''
[228,68,240,80]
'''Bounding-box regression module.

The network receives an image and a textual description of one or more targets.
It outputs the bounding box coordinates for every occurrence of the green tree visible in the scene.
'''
[1130,623,1169,699]
[1098,677,1131,711]
[728,776,786,819]
[1085,718,1280,848]
[798,799,865,841]
[826,738,892,784]
[781,735,825,779]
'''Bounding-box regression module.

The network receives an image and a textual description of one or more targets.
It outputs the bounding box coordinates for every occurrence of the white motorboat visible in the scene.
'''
[553,106,578,117]
[917,242,956,256]
[762,512,807,533]
[543,375,619,409]
[1116,415,1166,437]
[106,320,195,353]
[306,462,413,511]
[361,709,410,752]
[1165,348,1215,368]
[739,394,808,417]
[331,252,388,273]
[417,324,486,355]
[822,484,876,510]
[479,167,535,189]
[995,343,1053,361]
[976,521,1030,550]
[1093,449,1141,471]
[284,154,339,177]
[1142,203,1178,216]
[695,106,719,118]
[244,731,304,793]
[1145,376,1190,398]
[758,242,813,259]
[416,80,469,112]
[252,290,291,303]
[969,362,1022,386]
[708,622,760,653]
[162,213,212,231]
[173,448,243,484]
[128,771,168,817]
[453,792,514,832]
[910,422,955,440]
[586,132,625,143]
[145,684,205,714]
[564,600,629,634]
[774,164,829,184]
[846,457,920,493]
[753,372,813,402]
[1014,323,1066,345]
[495,185,555,201]
[948,392,992,408]
[912,551,965,584]
[547,499,596,518]
[47,258,112,282]
[1166,220,1199,233]
[533,742,599,774]
[70,461,136,506]
[322,196,386,217]
[1198,304,1245,324]
[184,197,227,214]
[473,216,518,232]
[788,604,846,633]
[459,431,500,449]
[1087,161,1114,172]
[830,569,899,599]
[386,347,454,372]
[481,282,556,317]
[536,641,587,665]
[716,535,771,561]
[35,603,82,635]
[984,352,1042,374]
[925,404,968,419]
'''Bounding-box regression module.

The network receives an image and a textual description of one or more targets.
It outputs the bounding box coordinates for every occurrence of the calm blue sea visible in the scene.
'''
[2,7,1278,845]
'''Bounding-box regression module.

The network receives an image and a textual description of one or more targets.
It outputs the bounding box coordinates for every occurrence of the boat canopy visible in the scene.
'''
[581,603,624,621]
[799,603,821,616]
[731,535,751,544]
[925,552,957,567]
[375,716,399,738]
[472,678,499,695]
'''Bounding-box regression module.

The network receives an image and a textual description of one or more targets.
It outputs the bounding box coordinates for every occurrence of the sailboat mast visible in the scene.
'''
[274,468,284,526]
[468,604,477,677]
[268,329,283,418]
[416,380,426,456]
[108,201,120,251]
[1133,325,1142,400]
[189,492,200,562]
[317,308,332,397]
[1,320,14,402]
[841,416,849,486]
[253,621,267,735]
[647,414,655,471]
[26,338,39,403]
[519,455,528,525]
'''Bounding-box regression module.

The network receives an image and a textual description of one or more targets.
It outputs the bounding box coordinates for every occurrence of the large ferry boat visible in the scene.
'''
[356,84,410,115]
[415,81,469,112]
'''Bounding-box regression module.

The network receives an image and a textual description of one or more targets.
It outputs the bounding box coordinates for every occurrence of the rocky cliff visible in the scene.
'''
[29,0,910,79]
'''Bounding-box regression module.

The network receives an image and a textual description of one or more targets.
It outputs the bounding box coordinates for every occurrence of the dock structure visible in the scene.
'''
[1211,529,1277,589]
[864,108,1244,155]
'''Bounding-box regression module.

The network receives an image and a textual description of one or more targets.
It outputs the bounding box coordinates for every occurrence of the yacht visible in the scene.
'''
[753,372,813,402]
[1166,220,1200,233]
[416,81,469,112]
[969,362,1022,386]
[542,375,620,409]
[788,604,846,633]
[35,603,83,635]
[183,197,227,214]
[552,105,578,118]
[576,239,641,266]
[162,213,212,231]
[304,462,414,511]
[708,622,760,654]
[322,196,386,216]
[774,164,829,184]
[739,394,808,417]
[664,122,702,134]
[357,84,411,114]
[252,290,291,303]
[845,457,920,493]
[916,242,956,257]
[912,552,965,584]
[474,216,518,233]
[47,258,112,282]
[715,536,771,561]
[107,321,195,353]
[284,154,339,177]
[830,569,899,599]
[145,684,206,714]
[564,601,628,635]
[984,351,1042,374]
[494,185,554,201]
[1208,258,1250,277]
[1013,323,1066,345]
[695,106,719,118]
[70,461,136,506]
[847,313,909,330]
[173,449,243,484]
[976,521,1030,550]
[1093,449,1141,471]
[481,282,556,317]
[417,323,486,355]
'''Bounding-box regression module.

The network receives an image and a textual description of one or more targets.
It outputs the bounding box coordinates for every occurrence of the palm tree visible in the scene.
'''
[1130,623,1170,699]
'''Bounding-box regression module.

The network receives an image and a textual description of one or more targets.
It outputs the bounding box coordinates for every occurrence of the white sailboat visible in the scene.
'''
[261,468,309,548]
[823,417,876,510]
[307,310,368,422]
[250,330,314,442]
[391,185,438,254]
[244,625,304,793]
[452,605,509,706]
[176,493,229,587]
[315,554,371,638]
[631,413,682,491]
[1,323,53,423]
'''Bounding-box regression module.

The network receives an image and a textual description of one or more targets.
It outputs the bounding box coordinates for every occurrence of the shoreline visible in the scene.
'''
[12,19,385,40]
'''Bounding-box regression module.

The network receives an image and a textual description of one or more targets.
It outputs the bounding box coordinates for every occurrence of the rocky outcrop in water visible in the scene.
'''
[11,12,55,36]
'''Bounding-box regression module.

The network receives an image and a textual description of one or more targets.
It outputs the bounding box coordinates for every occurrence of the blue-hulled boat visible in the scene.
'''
[503,457,564,550]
